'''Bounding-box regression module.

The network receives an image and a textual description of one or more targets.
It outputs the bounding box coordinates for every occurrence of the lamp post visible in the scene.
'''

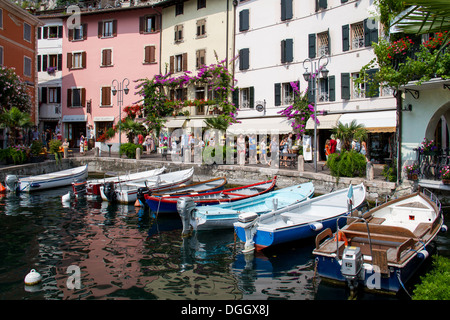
[112,78,130,154]
[302,55,329,173]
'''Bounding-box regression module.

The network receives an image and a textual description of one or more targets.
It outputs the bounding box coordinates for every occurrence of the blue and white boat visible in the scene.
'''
[179,182,314,231]
[233,183,366,252]
[5,164,88,193]
[313,188,446,293]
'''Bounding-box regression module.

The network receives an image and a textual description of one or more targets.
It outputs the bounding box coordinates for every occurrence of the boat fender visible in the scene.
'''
[0,182,6,193]
[310,222,323,231]
[24,269,42,286]
[441,225,448,233]
[334,231,348,246]
[62,191,73,203]
[418,249,429,260]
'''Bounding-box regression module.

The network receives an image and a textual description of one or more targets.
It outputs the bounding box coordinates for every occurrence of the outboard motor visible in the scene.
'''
[5,175,19,193]
[72,179,87,197]
[177,197,196,237]
[235,212,259,254]
[136,187,150,208]
[103,181,117,202]
[341,246,363,291]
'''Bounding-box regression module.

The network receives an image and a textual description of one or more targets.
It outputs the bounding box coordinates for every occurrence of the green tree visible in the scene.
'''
[0,66,32,112]
[0,107,33,145]
[332,120,368,151]
[118,118,147,143]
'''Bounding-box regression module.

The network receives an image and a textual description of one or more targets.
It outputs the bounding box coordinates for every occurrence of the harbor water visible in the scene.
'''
[0,184,449,301]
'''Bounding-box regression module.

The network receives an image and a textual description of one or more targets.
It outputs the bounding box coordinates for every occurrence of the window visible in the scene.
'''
[318,78,329,102]
[69,24,87,41]
[317,31,330,56]
[24,23,31,42]
[239,48,249,70]
[0,8,3,29]
[170,88,187,101]
[174,24,183,42]
[140,15,159,33]
[38,54,62,72]
[281,0,292,21]
[196,49,206,69]
[239,9,249,32]
[144,45,156,64]
[96,121,113,140]
[197,0,206,9]
[281,39,293,63]
[24,56,32,77]
[196,19,206,38]
[195,86,205,100]
[67,88,86,108]
[170,53,187,73]
[41,25,63,39]
[342,19,378,52]
[351,22,364,50]
[101,86,111,106]
[67,52,86,69]
[274,82,297,106]
[48,87,61,103]
[239,87,254,109]
[175,3,184,16]
[98,20,117,38]
[48,26,60,39]
[315,0,327,11]
[101,49,112,67]
[0,46,3,66]
[352,72,365,99]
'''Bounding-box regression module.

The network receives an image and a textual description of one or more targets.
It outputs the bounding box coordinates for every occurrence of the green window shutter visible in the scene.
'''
[328,75,335,101]
[307,79,315,104]
[239,9,249,32]
[274,83,281,106]
[232,88,239,108]
[341,73,350,100]
[318,0,327,9]
[365,69,379,97]
[308,33,316,59]
[281,39,293,63]
[250,87,255,109]
[239,48,249,70]
[281,0,293,21]
[342,24,349,52]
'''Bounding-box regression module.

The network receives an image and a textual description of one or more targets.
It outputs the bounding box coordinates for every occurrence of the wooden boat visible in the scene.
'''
[179,181,314,231]
[148,176,277,214]
[312,188,446,293]
[5,164,88,193]
[85,167,165,198]
[137,177,227,206]
[233,183,367,252]
[100,167,194,204]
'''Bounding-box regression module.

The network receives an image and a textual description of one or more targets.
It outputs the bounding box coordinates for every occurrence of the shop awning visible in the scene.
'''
[226,117,293,134]
[94,116,115,122]
[306,114,341,130]
[62,115,87,122]
[339,110,396,133]
[164,119,186,128]
[189,119,206,127]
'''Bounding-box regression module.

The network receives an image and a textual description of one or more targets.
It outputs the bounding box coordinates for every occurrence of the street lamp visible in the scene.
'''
[302,55,329,173]
[112,78,130,154]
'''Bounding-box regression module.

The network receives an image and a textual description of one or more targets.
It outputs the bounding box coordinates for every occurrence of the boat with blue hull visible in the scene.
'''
[312,188,447,293]
[148,177,277,214]
[233,183,367,252]
[179,182,314,231]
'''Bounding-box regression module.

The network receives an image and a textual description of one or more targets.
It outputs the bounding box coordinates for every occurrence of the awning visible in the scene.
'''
[226,117,293,134]
[165,119,186,128]
[94,116,115,122]
[306,114,341,129]
[62,115,87,122]
[339,110,396,133]
[189,119,206,127]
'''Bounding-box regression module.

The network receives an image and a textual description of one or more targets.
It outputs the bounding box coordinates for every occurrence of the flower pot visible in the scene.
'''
[442,179,450,185]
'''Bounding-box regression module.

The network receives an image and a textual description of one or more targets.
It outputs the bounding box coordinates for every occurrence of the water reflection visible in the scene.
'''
[0,186,448,300]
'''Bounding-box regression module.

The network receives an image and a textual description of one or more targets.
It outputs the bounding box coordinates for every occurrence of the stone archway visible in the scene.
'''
[424,101,450,150]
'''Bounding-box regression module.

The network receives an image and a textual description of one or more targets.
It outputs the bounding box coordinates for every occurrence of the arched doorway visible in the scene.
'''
[424,102,450,152]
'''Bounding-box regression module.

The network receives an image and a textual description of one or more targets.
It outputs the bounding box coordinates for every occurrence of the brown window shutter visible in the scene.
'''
[144,46,150,63]
[105,87,111,105]
[112,20,117,37]
[139,16,144,34]
[155,15,161,31]
[81,88,86,107]
[98,21,103,38]
[68,28,73,41]
[182,53,187,71]
[81,51,87,68]
[150,46,155,63]
[83,24,88,40]
[67,89,72,107]
[67,53,72,69]
[170,55,174,73]
[107,49,112,65]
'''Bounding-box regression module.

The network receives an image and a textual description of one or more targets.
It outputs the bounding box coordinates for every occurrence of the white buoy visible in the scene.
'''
[24,269,42,286]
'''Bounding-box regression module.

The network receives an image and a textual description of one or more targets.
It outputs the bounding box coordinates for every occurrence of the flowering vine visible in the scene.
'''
[0,66,31,112]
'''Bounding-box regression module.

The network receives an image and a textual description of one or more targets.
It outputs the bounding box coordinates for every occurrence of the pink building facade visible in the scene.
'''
[61,7,161,150]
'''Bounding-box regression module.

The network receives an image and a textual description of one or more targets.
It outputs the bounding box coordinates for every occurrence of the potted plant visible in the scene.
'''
[404,163,419,180]
[29,140,44,162]
[440,166,450,184]
[48,139,62,164]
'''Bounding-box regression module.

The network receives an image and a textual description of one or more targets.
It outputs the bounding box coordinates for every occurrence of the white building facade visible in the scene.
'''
[233,0,397,163]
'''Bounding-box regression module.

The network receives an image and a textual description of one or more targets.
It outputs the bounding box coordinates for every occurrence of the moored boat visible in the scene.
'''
[149,176,277,214]
[233,183,367,252]
[312,188,447,293]
[5,164,88,193]
[86,167,165,198]
[178,181,314,232]
[100,167,194,204]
